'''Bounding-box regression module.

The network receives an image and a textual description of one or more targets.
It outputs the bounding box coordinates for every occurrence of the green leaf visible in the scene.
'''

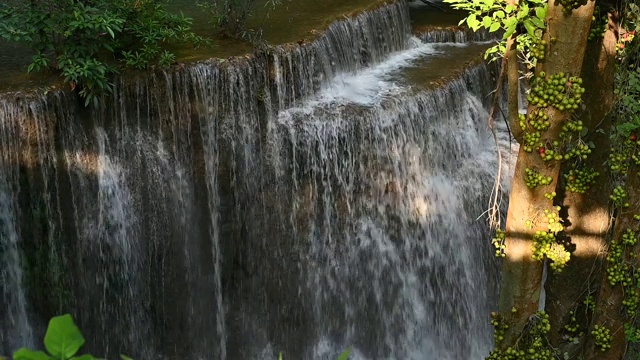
[503,18,517,39]
[523,19,536,37]
[13,348,52,360]
[337,348,351,360]
[617,123,640,136]
[505,4,515,13]
[467,14,480,30]
[494,10,505,19]
[517,4,529,20]
[530,17,545,29]
[44,314,85,359]
[536,6,547,20]
[120,355,134,360]
[482,0,495,7]
[482,16,492,28]
[489,22,501,32]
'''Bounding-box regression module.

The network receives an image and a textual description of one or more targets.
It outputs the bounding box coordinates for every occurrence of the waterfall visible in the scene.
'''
[0,1,514,359]
[0,99,35,354]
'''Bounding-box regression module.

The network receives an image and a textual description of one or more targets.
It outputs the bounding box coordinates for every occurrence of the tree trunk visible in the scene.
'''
[499,1,596,346]
[507,35,523,144]
[583,158,640,359]
[545,12,617,354]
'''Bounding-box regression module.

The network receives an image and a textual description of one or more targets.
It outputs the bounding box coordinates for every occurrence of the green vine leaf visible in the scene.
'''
[44,314,85,359]
[12,349,52,360]
[490,22,501,32]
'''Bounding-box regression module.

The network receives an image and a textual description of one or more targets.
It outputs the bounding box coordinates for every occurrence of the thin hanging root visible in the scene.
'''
[485,53,509,230]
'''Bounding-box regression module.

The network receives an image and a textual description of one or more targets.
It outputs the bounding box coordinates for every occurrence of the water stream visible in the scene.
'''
[0,1,514,359]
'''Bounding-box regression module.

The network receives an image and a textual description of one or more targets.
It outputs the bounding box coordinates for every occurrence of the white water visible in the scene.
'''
[0,1,513,358]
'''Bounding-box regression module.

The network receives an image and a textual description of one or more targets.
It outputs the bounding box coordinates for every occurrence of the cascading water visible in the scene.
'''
[0,99,35,354]
[0,1,515,359]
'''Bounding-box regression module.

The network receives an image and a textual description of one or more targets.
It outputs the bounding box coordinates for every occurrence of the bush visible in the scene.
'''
[198,0,282,41]
[0,0,209,106]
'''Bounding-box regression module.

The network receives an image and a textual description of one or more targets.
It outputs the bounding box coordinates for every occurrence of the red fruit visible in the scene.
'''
[620,44,626,50]
[538,147,546,154]
[566,82,572,87]
[630,134,637,141]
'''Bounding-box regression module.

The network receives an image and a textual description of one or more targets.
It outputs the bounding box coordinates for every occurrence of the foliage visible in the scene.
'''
[444,0,547,67]
[197,0,282,42]
[12,314,133,360]
[0,0,208,106]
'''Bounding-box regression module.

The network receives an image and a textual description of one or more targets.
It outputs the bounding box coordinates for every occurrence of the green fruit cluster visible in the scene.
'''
[486,312,553,360]
[545,207,564,234]
[532,231,556,262]
[591,325,612,351]
[588,8,607,41]
[525,168,552,189]
[565,166,599,193]
[563,143,591,160]
[631,151,640,166]
[559,120,584,140]
[547,242,571,272]
[491,312,510,344]
[523,131,542,153]
[560,0,586,15]
[532,228,569,272]
[606,240,628,286]
[531,39,546,61]
[622,287,639,317]
[539,147,563,162]
[527,72,584,111]
[544,191,556,200]
[622,228,637,246]
[610,185,630,208]
[493,229,507,258]
[609,147,631,175]
[520,109,551,132]
[563,310,583,342]
[583,295,595,310]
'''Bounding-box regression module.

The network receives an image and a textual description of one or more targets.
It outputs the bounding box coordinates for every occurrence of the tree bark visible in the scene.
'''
[583,160,640,360]
[507,36,523,144]
[499,1,596,346]
[545,12,617,354]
